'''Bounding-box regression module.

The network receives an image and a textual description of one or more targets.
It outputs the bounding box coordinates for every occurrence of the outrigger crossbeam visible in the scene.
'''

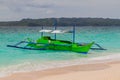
[7,40,106,51]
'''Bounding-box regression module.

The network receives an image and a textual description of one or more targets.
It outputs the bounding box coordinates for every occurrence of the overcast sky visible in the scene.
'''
[0,0,120,21]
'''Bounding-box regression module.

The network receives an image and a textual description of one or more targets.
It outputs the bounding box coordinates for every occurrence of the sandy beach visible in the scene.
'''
[0,60,120,80]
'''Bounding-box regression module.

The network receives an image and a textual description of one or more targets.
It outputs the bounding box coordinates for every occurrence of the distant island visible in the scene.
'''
[0,18,120,26]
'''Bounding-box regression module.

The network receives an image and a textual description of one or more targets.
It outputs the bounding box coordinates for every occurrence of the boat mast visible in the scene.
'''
[54,19,57,40]
[54,25,57,40]
[41,26,44,37]
[73,26,75,43]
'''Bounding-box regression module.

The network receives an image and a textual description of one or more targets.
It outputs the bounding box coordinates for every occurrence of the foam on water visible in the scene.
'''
[0,52,120,77]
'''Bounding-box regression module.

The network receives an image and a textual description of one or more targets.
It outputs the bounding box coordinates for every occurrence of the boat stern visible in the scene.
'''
[71,42,94,54]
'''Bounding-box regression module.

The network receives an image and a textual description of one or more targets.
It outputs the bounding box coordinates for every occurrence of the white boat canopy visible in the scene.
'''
[51,30,73,33]
[39,29,73,33]
[39,29,52,33]
[51,30,64,33]
[39,26,75,43]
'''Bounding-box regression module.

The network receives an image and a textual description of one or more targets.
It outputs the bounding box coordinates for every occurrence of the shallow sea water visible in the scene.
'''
[0,26,120,77]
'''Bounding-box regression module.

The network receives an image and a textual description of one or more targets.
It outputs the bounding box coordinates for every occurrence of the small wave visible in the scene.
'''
[90,53,120,61]
[0,53,120,77]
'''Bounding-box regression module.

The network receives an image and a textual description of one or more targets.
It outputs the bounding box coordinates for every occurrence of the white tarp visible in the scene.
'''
[39,30,52,33]
[39,29,73,33]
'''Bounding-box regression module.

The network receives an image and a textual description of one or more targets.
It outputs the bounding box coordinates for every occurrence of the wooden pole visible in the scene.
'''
[41,26,43,37]
[73,26,75,43]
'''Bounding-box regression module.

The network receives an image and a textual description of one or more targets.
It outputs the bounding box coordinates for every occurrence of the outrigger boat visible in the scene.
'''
[7,26,106,54]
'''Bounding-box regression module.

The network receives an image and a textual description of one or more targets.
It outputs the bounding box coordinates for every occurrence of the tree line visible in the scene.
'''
[0,17,120,26]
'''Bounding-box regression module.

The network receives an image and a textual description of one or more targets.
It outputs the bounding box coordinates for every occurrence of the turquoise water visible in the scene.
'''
[0,26,120,76]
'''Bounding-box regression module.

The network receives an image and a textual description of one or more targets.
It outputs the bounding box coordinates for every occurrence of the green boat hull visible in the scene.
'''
[27,36,94,53]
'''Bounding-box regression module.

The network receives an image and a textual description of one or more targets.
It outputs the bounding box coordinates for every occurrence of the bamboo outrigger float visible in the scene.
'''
[7,26,106,54]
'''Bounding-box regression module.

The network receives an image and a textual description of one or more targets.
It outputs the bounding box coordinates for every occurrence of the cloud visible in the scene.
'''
[0,0,120,21]
[26,3,55,9]
[46,10,54,14]
[0,0,56,12]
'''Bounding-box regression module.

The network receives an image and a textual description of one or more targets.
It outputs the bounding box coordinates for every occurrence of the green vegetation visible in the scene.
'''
[0,17,120,26]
